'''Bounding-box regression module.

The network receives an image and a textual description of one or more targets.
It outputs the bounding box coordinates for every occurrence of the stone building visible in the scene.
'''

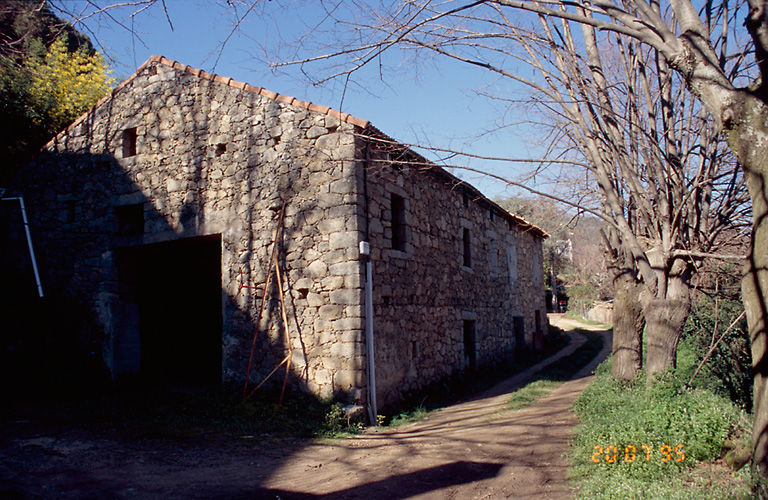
[15,56,547,411]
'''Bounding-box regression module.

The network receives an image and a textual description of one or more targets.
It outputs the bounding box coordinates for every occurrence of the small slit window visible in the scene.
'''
[122,127,137,158]
[463,320,476,370]
[215,143,227,156]
[391,193,406,251]
[463,227,472,268]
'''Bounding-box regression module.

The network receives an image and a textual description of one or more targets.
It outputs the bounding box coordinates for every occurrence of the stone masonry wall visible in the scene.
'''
[17,58,367,400]
[359,140,547,408]
[14,56,546,407]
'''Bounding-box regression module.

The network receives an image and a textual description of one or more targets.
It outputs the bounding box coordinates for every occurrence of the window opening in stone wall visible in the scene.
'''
[532,247,542,284]
[489,237,498,274]
[122,127,138,158]
[513,315,525,353]
[215,143,227,156]
[463,192,470,208]
[507,244,518,284]
[463,227,472,267]
[391,193,406,251]
[116,204,144,235]
[535,310,542,335]
[489,209,494,221]
[463,320,476,370]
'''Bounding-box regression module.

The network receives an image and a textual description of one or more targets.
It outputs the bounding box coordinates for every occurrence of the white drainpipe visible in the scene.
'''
[360,240,377,424]
[2,195,44,298]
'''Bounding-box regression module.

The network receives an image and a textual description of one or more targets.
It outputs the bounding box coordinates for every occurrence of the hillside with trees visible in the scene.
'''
[0,0,113,184]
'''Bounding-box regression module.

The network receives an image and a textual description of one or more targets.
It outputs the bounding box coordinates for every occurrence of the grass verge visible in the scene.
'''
[570,359,753,499]
[566,310,611,327]
[380,324,572,426]
[502,329,605,411]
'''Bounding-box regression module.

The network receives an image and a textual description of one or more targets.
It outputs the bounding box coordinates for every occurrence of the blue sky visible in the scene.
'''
[56,0,547,199]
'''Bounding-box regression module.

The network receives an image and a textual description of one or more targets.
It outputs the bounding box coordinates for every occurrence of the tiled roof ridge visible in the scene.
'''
[45,55,370,148]
[360,127,549,238]
[151,56,370,129]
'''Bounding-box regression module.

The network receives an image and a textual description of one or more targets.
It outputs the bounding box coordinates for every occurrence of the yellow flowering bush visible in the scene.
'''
[25,37,114,132]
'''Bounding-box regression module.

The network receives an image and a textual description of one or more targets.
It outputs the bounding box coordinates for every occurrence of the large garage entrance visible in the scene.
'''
[115,234,222,385]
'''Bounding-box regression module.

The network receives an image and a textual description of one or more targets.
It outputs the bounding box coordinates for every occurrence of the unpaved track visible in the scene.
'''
[0,315,611,499]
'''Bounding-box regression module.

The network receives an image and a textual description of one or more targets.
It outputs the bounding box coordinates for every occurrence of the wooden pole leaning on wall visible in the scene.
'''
[274,254,293,406]
[242,201,286,401]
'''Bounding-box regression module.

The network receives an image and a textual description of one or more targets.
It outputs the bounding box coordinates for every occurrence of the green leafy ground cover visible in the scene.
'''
[570,358,753,499]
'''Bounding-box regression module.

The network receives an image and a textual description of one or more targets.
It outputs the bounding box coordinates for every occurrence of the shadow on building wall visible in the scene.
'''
[1,138,317,404]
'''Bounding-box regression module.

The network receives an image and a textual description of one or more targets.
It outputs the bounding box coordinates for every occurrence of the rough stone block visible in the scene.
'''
[306,259,328,278]
[306,292,325,307]
[330,289,361,305]
[329,261,359,276]
[319,304,343,320]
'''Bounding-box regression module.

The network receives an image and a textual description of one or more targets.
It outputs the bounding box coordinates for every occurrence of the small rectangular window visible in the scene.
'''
[535,310,542,335]
[122,127,137,157]
[116,204,144,235]
[507,244,518,284]
[489,237,498,273]
[391,193,406,251]
[513,315,525,349]
[463,227,471,267]
[463,320,476,370]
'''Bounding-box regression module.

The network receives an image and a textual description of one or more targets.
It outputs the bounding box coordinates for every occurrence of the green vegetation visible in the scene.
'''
[570,356,752,499]
[23,37,113,133]
[565,310,609,327]
[679,277,752,412]
[388,405,430,426]
[506,379,563,410]
[382,325,570,422]
[0,1,113,183]
[501,329,605,411]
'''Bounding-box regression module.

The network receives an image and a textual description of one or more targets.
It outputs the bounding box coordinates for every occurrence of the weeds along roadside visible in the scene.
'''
[502,329,605,412]
[570,356,753,499]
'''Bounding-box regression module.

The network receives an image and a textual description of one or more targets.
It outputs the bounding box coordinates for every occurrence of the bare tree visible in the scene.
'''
[516,17,750,380]
[261,1,749,380]
[495,0,768,473]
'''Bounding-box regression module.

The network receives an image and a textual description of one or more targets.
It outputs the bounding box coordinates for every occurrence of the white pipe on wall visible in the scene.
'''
[360,240,377,424]
[2,195,44,298]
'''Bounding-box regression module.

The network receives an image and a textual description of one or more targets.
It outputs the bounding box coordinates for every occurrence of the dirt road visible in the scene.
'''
[0,315,610,499]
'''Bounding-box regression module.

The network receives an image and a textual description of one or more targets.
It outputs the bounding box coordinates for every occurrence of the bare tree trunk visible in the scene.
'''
[611,270,644,380]
[728,93,768,474]
[644,297,690,377]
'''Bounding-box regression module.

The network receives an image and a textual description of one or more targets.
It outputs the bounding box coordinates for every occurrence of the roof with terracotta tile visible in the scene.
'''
[46,55,547,238]
[150,56,371,128]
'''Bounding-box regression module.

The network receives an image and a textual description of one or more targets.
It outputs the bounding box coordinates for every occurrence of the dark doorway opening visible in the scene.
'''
[463,320,476,370]
[116,234,222,386]
[513,315,526,360]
